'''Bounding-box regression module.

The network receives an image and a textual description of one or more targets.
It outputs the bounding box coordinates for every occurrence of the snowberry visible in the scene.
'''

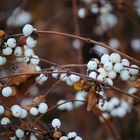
[121,59,130,67]
[129,65,139,75]
[14,46,22,56]
[110,53,121,63]
[38,102,48,114]
[2,47,13,55]
[101,54,110,64]
[64,102,73,111]
[35,65,41,71]
[22,24,34,36]
[108,38,120,50]
[0,56,6,65]
[1,117,10,125]
[128,87,138,95]
[67,132,77,139]
[24,48,34,57]
[105,78,113,86]
[23,56,30,62]
[20,109,27,119]
[30,133,38,140]
[103,61,113,71]
[7,38,16,48]
[88,71,97,79]
[26,36,37,48]
[66,77,74,86]
[108,70,117,79]
[74,136,83,140]
[30,107,38,116]
[87,60,98,70]
[0,105,4,115]
[98,68,108,77]
[98,100,108,111]
[36,74,48,85]
[30,55,40,65]
[10,135,16,140]
[69,74,80,83]
[115,107,126,117]
[11,105,22,117]
[120,70,130,81]
[57,99,67,110]
[51,118,61,128]
[59,73,67,81]
[113,63,123,73]
[60,136,68,140]
[52,69,59,79]
[2,86,12,97]
[97,74,105,82]
[15,129,25,138]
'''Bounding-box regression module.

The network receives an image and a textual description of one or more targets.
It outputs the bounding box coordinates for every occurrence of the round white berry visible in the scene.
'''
[128,87,138,95]
[105,78,113,86]
[66,77,74,86]
[30,133,38,140]
[1,117,10,125]
[20,109,27,119]
[11,105,22,117]
[0,105,4,115]
[52,69,59,79]
[51,118,61,128]
[98,68,108,77]
[67,132,77,139]
[110,53,121,63]
[120,70,130,81]
[103,61,113,71]
[87,60,98,70]
[24,48,34,57]
[22,24,34,36]
[0,56,6,65]
[69,74,80,83]
[26,36,37,48]
[60,136,68,140]
[2,86,12,97]
[74,136,83,140]
[15,129,25,138]
[36,74,48,85]
[7,38,16,48]
[35,65,41,72]
[108,38,120,49]
[88,71,97,79]
[114,63,123,73]
[14,46,22,56]
[101,54,110,64]
[30,55,40,65]
[129,65,139,75]
[97,74,105,82]
[57,99,67,110]
[2,47,13,55]
[30,107,38,116]
[59,73,67,81]
[121,59,130,67]
[38,102,48,114]
[108,70,117,79]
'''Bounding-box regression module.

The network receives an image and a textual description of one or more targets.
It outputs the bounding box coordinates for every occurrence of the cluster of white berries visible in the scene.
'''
[30,102,48,116]
[87,53,139,86]
[51,118,82,140]
[98,97,132,118]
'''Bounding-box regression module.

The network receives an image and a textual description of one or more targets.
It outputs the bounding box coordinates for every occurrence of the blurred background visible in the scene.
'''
[0,0,140,140]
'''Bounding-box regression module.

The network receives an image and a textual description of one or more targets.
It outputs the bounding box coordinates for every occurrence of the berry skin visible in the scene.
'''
[69,74,80,83]
[87,60,98,70]
[98,68,108,77]
[0,56,6,65]
[2,86,12,97]
[30,55,40,65]
[110,53,121,63]
[14,46,22,56]
[0,105,4,115]
[103,61,113,71]
[113,63,123,73]
[26,36,37,48]
[120,70,130,81]
[22,24,34,36]
[129,65,139,75]
[2,47,13,55]
[15,129,25,138]
[52,118,61,128]
[97,74,105,82]
[101,54,110,64]
[67,132,77,139]
[20,109,27,119]
[88,71,97,79]
[11,105,22,117]
[1,117,10,125]
[7,38,16,48]
[121,59,130,67]
[74,136,83,140]
[60,136,68,140]
[30,133,38,140]
[108,70,117,79]
[105,78,113,86]
[30,107,38,116]
[38,102,48,114]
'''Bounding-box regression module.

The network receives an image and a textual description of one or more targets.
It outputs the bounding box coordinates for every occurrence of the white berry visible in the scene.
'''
[26,36,37,48]
[15,129,25,138]
[89,71,97,79]
[121,59,130,67]
[0,105,4,115]
[2,86,12,97]
[114,63,123,73]
[1,117,10,125]
[108,70,117,79]
[69,74,80,83]
[20,109,27,119]
[11,105,22,117]
[129,65,139,75]
[51,118,61,128]
[24,48,34,57]
[67,132,77,139]
[38,102,48,114]
[22,24,34,36]
[110,53,121,63]
[14,46,22,56]
[60,136,68,140]
[7,38,16,48]
[2,47,13,55]
[87,60,98,70]
[105,78,113,86]
[101,54,110,64]
[30,55,40,65]
[120,70,130,81]
[74,136,83,140]
[97,74,105,82]
[0,56,6,65]
[103,61,113,71]
[30,107,38,116]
